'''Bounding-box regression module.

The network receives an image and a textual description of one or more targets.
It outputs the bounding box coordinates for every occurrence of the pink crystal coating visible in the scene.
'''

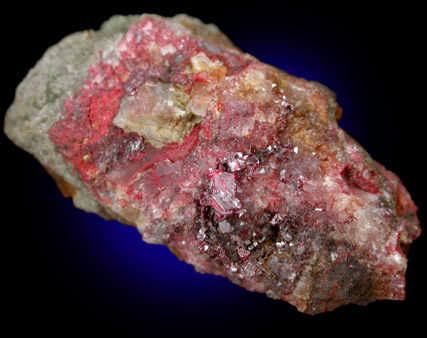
[48,15,420,314]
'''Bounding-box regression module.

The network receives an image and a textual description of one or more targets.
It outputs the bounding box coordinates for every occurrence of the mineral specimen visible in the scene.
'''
[4,14,420,314]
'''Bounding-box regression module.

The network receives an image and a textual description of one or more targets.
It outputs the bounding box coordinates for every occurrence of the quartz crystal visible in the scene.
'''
[4,14,421,314]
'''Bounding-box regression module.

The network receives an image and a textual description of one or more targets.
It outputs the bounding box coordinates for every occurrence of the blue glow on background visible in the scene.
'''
[59,200,243,304]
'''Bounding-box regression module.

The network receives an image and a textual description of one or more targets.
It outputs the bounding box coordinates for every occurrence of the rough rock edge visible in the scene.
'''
[4,15,142,218]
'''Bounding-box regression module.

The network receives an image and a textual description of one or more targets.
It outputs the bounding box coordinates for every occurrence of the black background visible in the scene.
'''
[2,2,425,336]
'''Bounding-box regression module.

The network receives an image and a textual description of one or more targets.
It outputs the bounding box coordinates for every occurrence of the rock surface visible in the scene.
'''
[4,14,421,314]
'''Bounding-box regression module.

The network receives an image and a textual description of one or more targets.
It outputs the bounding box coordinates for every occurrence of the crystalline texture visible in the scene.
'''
[4,14,421,314]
